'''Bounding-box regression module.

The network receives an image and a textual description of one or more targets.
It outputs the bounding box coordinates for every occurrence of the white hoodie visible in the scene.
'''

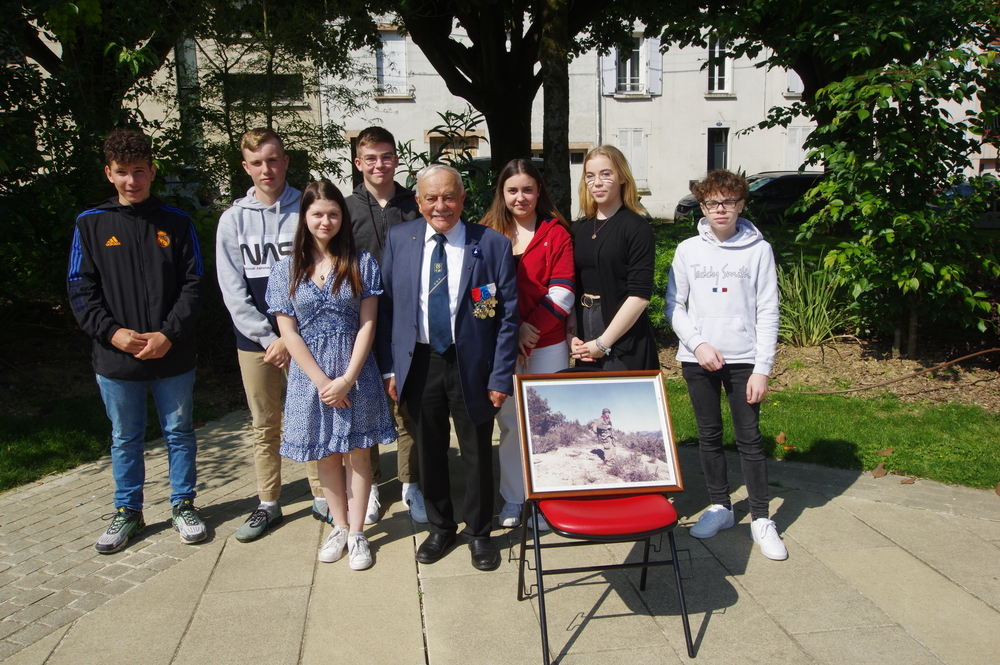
[664,217,779,376]
[216,184,301,351]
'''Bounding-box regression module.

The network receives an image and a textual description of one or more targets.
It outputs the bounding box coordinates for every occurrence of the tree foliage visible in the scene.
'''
[526,387,565,437]
[639,0,1000,350]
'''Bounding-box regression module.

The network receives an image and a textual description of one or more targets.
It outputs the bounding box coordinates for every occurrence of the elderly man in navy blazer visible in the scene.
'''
[377,164,518,571]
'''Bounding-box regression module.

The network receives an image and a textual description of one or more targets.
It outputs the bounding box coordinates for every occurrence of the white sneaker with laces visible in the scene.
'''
[689,504,735,539]
[404,484,428,524]
[499,502,522,528]
[364,483,380,525]
[318,525,348,563]
[751,518,788,560]
[348,533,373,570]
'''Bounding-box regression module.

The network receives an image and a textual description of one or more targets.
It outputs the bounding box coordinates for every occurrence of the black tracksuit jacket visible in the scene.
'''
[67,195,204,381]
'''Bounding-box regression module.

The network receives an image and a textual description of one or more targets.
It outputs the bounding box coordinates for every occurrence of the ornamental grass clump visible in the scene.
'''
[778,254,851,346]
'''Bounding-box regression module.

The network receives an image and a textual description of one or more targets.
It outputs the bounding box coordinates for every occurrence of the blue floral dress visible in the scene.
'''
[266,252,396,462]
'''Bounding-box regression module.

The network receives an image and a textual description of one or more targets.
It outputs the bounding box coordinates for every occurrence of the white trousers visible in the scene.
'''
[497,341,570,504]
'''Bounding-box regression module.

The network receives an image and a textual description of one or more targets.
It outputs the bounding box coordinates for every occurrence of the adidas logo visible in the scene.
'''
[105,236,121,247]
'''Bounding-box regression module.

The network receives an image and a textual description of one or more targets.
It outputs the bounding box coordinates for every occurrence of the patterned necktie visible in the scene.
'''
[428,233,452,353]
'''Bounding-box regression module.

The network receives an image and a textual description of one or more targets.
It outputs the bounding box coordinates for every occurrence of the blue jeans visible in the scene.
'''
[96,369,198,511]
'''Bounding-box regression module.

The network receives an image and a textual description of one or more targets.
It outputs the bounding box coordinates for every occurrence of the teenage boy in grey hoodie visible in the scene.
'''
[664,169,787,561]
[216,128,325,542]
[345,126,427,524]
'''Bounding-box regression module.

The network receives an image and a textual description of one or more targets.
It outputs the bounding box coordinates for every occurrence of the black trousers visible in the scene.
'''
[403,344,495,539]
[682,362,770,520]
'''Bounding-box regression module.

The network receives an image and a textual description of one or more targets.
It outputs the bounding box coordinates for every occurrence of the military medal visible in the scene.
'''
[471,283,498,320]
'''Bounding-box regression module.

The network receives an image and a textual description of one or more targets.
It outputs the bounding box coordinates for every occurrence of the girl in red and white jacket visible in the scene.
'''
[482,159,575,530]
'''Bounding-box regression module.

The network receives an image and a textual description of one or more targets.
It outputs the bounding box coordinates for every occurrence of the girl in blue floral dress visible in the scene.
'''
[266,181,396,570]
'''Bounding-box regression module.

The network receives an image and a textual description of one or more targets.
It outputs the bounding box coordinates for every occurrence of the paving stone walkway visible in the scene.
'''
[1,409,999,664]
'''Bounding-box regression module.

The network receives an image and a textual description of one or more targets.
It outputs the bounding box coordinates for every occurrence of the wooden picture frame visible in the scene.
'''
[513,370,683,500]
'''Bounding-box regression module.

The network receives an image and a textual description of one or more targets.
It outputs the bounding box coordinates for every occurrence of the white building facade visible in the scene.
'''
[322,22,818,220]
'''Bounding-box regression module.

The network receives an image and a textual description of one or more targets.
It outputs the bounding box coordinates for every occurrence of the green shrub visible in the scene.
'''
[778,254,852,346]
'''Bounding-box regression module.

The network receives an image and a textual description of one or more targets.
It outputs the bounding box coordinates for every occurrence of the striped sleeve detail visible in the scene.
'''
[67,227,85,283]
[187,220,205,276]
[548,277,575,292]
[538,298,567,321]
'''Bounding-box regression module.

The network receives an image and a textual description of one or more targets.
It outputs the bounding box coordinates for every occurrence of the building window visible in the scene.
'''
[428,134,481,158]
[707,37,730,94]
[617,37,643,93]
[601,36,661,97]
[617,128,648,190]
[707,127,729,171]
[786,70,804,97]
[376,32,410,99]
[224,73,304,104]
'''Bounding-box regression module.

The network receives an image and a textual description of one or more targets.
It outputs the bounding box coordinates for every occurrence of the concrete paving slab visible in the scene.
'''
[817,546,1000,665]
[794,626,942,665]
[836,497,1000,610]
[45,540,223,665]
[640,558,811,664]
[172,586,311,665]
[0,624,69,665]
[205,499,321,593]
[777,490,894,552]
[420,571,544,665]
[701,531,893,634]
[949,511,1000,541]
[302,510,424,665]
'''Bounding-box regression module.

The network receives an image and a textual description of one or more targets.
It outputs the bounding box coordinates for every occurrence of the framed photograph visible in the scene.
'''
[513,370,683,499]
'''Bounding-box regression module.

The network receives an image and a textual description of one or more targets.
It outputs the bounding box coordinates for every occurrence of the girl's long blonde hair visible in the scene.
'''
[577,145,646,219]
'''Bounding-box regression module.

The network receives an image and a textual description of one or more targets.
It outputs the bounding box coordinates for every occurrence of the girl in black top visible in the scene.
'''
[568,145,658,371]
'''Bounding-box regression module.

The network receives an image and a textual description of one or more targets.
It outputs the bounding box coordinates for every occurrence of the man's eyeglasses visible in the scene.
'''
[361,153,397,166]
[700,199,742,211]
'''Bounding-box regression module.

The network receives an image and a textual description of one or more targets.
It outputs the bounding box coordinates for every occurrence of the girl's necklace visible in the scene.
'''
[592,218,611,239]
[592,206,621,238]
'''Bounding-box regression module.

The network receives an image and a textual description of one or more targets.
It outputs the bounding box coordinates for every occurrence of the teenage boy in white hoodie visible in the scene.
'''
[216,128,326,542]
[664,169,787,561]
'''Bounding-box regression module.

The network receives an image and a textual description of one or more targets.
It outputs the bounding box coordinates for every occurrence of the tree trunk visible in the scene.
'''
[539,0,572,218]
[892,325,902,359]
[482,100,533,170]
[906,308,918,360]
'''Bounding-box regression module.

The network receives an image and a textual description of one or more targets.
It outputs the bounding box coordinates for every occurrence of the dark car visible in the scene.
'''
[932,180,1000,229]
[675,171,826,225]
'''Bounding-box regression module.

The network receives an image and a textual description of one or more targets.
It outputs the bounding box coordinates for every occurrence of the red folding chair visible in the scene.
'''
[516,493,694,662]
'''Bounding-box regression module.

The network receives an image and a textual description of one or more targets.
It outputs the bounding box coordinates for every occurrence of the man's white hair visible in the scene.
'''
[416,163,465,196]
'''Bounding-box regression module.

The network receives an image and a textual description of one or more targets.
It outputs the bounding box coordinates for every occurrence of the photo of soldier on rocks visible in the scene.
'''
[516,374,681,494]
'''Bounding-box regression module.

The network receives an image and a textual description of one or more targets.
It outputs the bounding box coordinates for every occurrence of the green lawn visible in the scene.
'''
[0,393,224,493]
[663,378,1000,490]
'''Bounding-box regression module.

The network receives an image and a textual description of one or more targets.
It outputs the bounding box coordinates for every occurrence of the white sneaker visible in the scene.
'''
[348,533,373,570]
[318,525,348,563]
[751,518,788,561]
[404,484,428,524]
[499,502,522,528]
[365,483,380,525]
[689,504,735,539]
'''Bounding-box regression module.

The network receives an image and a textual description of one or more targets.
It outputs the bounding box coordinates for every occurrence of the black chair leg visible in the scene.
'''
[517,505,530,601]
[531,502,551,665]
[669,531,695,658]
[640,537,651,591]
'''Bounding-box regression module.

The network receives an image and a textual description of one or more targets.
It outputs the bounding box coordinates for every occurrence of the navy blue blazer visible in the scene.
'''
[376,218,519,425]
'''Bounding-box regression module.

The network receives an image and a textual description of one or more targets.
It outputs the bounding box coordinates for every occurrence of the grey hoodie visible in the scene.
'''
[664,217,779,376]
[216,184,301,352]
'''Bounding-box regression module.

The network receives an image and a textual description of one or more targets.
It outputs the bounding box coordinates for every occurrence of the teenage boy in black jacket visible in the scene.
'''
[345,126,426,524]
[68,128,205,554]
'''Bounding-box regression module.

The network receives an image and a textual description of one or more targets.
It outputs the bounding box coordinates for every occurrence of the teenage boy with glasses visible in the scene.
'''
[664,168,787,561]
[345,126,426,524]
